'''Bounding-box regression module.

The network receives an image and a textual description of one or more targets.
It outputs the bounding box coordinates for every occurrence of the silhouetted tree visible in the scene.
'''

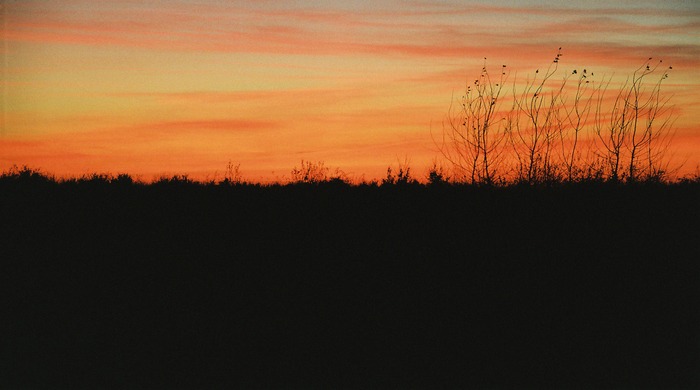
[557,68,595,181]
[435,59,509,184]
[508,49,566,184]
[593,59,675,181]
[438,49,678,184]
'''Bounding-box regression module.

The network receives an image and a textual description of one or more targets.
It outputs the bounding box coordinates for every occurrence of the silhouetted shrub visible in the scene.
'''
[290,160,329,183]
[382,159,417,186]
[153,174,194,187]
[77,173,112,185]
[0,165,55,185]
[427,162,450,186]
[113,173,135,186]
[221,160,244,185]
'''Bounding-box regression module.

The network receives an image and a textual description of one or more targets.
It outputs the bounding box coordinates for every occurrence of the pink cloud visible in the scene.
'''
[406,2,700,18]
[6,1,699,70]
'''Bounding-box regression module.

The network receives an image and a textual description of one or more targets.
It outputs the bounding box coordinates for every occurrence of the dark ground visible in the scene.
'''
[1,177,698,389]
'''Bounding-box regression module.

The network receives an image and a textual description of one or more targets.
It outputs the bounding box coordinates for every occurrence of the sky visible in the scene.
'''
[2,0,700,182]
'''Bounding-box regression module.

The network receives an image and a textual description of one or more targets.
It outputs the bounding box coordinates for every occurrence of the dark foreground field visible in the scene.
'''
[1,175,699,389]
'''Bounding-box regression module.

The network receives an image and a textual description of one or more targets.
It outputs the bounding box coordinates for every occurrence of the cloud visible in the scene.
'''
[6,1,699,69]
[406,2,700,18]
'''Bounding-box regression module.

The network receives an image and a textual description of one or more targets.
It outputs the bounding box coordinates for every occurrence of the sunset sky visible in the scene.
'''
[2,0,699,181]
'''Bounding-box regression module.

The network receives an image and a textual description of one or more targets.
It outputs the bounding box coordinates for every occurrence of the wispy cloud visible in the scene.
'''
[7,1,699,66]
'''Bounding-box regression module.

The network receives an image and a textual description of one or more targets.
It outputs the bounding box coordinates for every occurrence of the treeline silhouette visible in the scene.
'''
[2,166,698,388]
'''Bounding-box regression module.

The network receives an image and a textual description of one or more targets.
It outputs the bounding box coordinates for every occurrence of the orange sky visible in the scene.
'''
[2,0,699,182]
